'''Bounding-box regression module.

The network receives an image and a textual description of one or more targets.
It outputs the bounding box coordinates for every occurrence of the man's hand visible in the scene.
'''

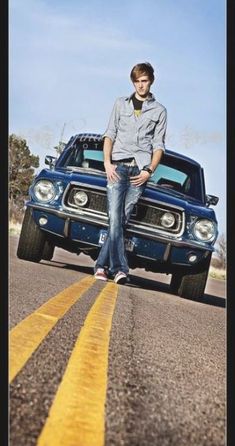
[104,161,120,182]
[130,170,151,186]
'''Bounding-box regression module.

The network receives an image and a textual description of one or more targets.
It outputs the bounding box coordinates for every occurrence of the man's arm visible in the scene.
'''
[103,136,113,164]
[152,108,167,152]
[149,148,164,172]
[102,98,121,182]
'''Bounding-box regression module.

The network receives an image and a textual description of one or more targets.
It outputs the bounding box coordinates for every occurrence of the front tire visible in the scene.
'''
[17,208,46,262]
[170,259,211,300]
[41,240,55,261]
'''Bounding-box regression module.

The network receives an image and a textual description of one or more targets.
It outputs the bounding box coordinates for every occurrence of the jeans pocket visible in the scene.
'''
[130,166,140,177]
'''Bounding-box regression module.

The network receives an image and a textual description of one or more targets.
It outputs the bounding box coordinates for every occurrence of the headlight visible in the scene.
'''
[73,190,88,207]
[193,219,216,242]
[34,180,56,202]
[160,212,175,228]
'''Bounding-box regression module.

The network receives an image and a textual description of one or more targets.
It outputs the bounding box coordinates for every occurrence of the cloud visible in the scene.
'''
[167,125,224,149]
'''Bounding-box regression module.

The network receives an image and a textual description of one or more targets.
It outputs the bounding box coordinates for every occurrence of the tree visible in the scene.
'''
[215,233,226,270]
[9,134,39,222]
[54,122,66,155]
[54,140,66,156]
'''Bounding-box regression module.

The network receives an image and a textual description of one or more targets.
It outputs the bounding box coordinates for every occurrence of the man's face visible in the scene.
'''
[133,74,152,99]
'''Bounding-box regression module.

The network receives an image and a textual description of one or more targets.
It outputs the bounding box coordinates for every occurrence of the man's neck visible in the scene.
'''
[134,92,150,102]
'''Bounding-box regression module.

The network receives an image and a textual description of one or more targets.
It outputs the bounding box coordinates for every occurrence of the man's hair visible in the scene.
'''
[130,62,155,83]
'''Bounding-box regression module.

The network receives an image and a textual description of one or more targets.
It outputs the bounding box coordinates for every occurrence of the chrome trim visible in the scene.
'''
[133,254,158,261]
[62,182,107,217]
[163,243,171,261]
[40,227,65,238]
[125,227,212,251]
[63,181,106,195]
[30,203,109,227]
[70,238,99,247]
[29,203,213,252]
[127,211,185,238]
[64,218,70,237]
[63,206,107,218]
[129,212,183,235]
[65,167,106,177]
[138,195,185,212]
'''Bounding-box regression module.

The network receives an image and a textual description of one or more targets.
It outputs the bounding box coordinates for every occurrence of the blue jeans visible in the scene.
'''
[95,164,145,275]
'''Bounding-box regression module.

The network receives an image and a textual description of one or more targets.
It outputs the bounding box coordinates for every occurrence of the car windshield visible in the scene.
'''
[58,144,204,201]
[61,146,105,172]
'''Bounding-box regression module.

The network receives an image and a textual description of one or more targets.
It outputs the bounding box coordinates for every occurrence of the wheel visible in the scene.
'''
[17,208,46,262]
[170,269,209,299]
[41,240,55,261]
[170,259,211,300]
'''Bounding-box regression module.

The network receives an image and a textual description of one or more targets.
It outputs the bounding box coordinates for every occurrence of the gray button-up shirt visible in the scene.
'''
[103,93,167,170]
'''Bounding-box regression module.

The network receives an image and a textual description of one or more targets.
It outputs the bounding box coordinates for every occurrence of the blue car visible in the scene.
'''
[17,133,219,299]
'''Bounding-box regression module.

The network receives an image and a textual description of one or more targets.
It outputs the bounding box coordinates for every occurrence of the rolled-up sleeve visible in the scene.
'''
[103,98,121,142]
[152,108,167,152]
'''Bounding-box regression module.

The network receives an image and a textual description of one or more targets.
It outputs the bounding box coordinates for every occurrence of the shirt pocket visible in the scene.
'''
[144,117,158,136]
[119,111,133,119]
[119,111,134,130]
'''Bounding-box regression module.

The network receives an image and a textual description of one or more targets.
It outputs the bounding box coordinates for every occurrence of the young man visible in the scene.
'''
[94,62,167,284]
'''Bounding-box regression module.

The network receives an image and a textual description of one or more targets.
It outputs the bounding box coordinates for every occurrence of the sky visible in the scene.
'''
[9,0,226,235]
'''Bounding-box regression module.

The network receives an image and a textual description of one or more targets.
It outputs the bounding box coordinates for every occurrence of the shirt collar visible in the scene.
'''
[126,92,156,103]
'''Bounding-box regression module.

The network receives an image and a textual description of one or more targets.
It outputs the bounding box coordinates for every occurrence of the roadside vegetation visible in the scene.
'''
[209,265,226,281]
[9,134,39,224]
[209,233,226,280]
[9,221,22,236]
[9,134,226,281]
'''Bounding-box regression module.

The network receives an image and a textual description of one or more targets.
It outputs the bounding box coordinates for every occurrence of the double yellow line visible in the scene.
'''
[10,276,119,446]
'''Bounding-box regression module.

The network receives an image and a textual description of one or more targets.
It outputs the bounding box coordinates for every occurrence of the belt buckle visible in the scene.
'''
[115,158,136,167]
[123,158,136,167]
[129,158,136,166]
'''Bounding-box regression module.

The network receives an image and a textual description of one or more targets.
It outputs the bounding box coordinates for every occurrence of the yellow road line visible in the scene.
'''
[36,282,118,446]
[9,276,96,383]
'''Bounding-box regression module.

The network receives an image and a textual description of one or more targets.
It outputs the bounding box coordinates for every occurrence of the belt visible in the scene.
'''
[112,158,137,167]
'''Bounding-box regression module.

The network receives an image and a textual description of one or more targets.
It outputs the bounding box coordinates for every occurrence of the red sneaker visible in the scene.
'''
[94,268,108,281]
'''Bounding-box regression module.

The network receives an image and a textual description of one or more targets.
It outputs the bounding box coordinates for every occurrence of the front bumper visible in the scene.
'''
[29,205,213,268]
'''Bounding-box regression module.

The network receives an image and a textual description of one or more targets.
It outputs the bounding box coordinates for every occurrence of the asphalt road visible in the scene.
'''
[9,235,226,446]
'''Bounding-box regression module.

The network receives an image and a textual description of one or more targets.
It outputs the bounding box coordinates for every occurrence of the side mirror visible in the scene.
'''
[206,194,219,207]
[45,155,57,169]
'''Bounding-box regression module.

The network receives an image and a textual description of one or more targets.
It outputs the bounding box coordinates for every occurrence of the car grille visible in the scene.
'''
[65,186,107,213]
[86,191,106,213]
[63,184,184,236]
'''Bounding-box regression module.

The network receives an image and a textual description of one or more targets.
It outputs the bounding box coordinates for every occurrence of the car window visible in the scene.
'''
[150,157,203,201]
[152,165,187,187]
[62,147,105,171]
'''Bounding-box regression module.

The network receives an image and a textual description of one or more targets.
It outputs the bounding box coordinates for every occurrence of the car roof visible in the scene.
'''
[72,133,201,167]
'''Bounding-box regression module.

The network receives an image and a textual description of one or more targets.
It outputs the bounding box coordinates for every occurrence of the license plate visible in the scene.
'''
[98,232,107,245]
[98,232,135,252]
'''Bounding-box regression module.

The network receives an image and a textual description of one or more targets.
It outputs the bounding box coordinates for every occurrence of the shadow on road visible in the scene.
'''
[128,274,226,308]
[44,260,225,309]
[43,260,94,275]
